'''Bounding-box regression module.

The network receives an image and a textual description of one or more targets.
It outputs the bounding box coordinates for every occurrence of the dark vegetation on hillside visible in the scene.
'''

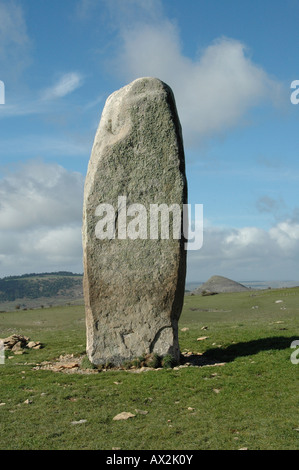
[0,272,83,302]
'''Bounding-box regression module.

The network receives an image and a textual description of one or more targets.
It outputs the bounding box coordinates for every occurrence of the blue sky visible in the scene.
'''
[0,0,299,283]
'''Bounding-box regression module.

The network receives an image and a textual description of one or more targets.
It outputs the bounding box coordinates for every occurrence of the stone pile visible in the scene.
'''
[1,334,42,354]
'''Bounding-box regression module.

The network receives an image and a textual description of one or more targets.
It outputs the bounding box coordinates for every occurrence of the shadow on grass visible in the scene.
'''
[181,336,299,367]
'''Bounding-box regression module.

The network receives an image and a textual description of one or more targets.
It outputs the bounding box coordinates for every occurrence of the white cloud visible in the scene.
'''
[0,71,86,120]
[0,0,31,80]
[0,1,29,52]
[42,72,84,101]
[103,0,163,27]
[1,159,298,280]
[269,221,299,251]
[187,221,299,282]
[0,161,84,276]
[76,0,98,19]
[112,19,283,146]
[0,160,84,230]
[0,133,91,158]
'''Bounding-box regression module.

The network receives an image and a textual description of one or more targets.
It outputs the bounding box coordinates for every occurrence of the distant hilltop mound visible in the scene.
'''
[193,275,249,295]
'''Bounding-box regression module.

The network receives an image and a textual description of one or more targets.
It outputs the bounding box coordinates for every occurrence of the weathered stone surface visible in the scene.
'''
[82,77,187,366]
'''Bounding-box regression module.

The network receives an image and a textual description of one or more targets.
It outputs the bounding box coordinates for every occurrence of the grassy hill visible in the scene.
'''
[0,272,83,311]
[0,287,299,450]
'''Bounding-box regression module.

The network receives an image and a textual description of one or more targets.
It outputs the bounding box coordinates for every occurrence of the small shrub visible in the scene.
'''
[80,355,97,370]
[104,361,115,369]
[161,354,177,369]
[138,354,146,364]
[122,360,134,369]
[146,353,161,368]
[131,358,142,368]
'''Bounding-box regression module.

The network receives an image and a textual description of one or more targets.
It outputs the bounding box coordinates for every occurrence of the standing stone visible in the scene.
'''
[82,77,187,366]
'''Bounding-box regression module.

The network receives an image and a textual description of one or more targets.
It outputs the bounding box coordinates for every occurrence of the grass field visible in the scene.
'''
[0,287,299,450]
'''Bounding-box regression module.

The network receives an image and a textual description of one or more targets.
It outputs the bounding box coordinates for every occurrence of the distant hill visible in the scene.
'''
[0,272,83,311]
[193,275,249,295]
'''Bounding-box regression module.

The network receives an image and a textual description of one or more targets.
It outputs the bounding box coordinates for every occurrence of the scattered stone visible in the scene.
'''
[181,328,189,332]
[275,300,283,303]
[32,350,226,375]
[205,363,226,368]
[24,399,32,405]
[135,409,149,415]
[197,336,209,341]
[71,419,87,425]
[213,389,221,394]
[33,354,97,375]
[0,403,6,406]
[12,341,23,352]
[187,407,195,411]
[201,326,208,330]
[145,398,153,403]
[113,412,136,421]
[58,362,80,370]
[83,77,187,366]
[129,366,154,373]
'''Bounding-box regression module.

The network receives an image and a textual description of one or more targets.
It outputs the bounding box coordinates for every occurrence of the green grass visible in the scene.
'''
[0,288,299,450]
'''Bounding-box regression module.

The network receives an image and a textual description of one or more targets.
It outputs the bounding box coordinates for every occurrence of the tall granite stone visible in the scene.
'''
[82,77,187,366]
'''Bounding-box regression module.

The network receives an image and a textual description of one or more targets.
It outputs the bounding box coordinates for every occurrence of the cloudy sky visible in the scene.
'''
[0,0,299,283]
